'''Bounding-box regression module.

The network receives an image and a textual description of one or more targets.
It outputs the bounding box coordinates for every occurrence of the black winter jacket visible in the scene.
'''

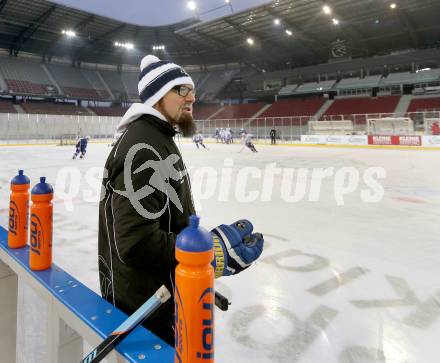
[98,114,195,344]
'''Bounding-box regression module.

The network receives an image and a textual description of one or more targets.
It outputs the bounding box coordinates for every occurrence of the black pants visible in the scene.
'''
[195,142,206,149]
[246,142,257,152]
[117,299,175,347]
[143,316,174,346]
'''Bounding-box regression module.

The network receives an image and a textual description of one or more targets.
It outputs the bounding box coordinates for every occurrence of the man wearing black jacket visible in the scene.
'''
[98,55,264,346]
[270,128,277,145]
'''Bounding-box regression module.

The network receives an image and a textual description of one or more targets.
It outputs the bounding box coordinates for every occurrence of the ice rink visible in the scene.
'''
[1,141,440,363]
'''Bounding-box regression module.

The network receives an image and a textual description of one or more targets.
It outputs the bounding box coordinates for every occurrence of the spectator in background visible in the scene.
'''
[270,128,277,145]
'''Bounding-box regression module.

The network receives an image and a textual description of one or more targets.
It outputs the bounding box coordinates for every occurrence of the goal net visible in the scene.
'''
[424,118,440,134]
[367,117,414,135]
[58,134,79,146]
[308,120,354,135]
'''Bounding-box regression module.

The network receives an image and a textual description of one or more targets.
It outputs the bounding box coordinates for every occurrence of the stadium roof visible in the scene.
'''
[0,0,439,71]
[48,0,272,27]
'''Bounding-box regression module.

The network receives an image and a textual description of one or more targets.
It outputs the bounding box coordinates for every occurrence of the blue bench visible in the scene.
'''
[0,225,174,363]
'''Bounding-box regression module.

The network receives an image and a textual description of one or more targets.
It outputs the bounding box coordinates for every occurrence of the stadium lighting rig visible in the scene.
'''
[61,29,76,37]
[114,42,134,50]
[322,5,332,14]
[152,45,166,51]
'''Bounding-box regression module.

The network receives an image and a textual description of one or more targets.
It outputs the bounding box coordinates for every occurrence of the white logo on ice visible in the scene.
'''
[113,143,185,219]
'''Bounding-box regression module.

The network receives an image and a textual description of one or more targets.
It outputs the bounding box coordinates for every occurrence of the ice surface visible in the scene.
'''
[1,141,439,363]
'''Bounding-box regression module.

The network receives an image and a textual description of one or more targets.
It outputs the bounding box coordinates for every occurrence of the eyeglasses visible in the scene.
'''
[171,85,195,97]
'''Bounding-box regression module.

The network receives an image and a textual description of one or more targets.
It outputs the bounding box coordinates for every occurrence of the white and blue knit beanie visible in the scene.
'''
[138,55,194,106]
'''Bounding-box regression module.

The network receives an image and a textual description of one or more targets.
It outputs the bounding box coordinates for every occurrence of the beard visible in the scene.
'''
[176,112,196,137]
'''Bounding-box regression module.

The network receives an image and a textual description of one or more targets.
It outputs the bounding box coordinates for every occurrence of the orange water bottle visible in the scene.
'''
[29,177,54,271]
[175,215,214,363]
[8,170,30,249]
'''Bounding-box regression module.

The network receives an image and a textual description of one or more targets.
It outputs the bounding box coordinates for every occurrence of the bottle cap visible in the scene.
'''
[176,215,212,252]
[31,176,54,195]
[11,170,30,185]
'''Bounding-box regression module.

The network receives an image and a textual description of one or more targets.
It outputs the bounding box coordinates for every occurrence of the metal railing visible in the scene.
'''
[195,111,440,141]
[0,113,119,144]
[0,111,438,144]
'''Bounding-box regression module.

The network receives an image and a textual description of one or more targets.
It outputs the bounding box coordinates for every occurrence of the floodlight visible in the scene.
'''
[152,45,166,51]
[61,29,76,37]
[187,1,197,11]
[114,42,135,50]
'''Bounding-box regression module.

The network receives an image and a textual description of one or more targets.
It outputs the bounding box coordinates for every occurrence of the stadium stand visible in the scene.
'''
[381,69,440,89]
[336,75,382,92]
[193,104,222,120]
[121,72,139,100]
[0,99,17,113]
[188,70,203,87]
[240,72,283,97]
[89,106,127,117]
[99,70,127,100]
[380,72,418,86]
[293,80,336,95]
[20,101,88,115]
[0,57,57,96]
[212,103,265,119]
[46,63,101,99]
[278,84,298,96]
[198,69,239,101]
[322,95,401,122]
[407,97,440,112]
[414,68,440,83]
[260,97,326,118]
[81,69,111,100]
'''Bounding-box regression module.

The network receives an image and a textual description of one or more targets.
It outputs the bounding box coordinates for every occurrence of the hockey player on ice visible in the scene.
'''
[214,128,221,142]
[242,132,258,152]
[192,133,208,149]
[72,136,90,159]
[224,128,233,144]
[219,128,226,143]
[228,128,235,143]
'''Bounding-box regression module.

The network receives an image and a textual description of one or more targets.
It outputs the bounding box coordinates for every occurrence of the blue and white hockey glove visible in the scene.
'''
[211,220,264,277]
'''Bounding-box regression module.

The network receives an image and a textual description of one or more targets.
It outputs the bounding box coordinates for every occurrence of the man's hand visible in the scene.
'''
[211,220,264,277]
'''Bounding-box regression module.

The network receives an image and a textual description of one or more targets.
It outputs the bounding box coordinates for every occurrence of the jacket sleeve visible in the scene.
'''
[110,145,177,270]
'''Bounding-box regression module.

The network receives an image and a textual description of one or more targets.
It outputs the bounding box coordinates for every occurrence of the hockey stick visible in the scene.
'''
[237,145,245,153]
[81,285,171,363]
